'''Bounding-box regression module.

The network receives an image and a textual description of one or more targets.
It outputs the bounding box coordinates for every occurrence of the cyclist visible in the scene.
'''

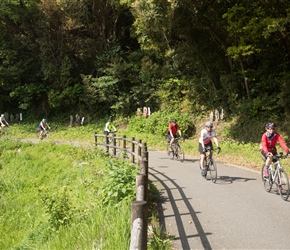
[199,121,220,176]
[38,118,50,139]
[104,119,117,135]
[167,119,182,150]
[0,114,9,131]
[260,122,289,177]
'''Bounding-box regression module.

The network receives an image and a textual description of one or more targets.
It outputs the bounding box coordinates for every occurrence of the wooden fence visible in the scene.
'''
[94,133,149,250]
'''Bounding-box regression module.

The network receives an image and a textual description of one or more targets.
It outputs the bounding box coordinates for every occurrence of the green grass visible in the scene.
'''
[0,139,134,249]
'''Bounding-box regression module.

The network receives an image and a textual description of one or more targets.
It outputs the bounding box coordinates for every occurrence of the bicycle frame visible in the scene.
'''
[202,147,220,183]
[167,137,184,162]
[262,153,290,201]
[268,161,281,182]
[105,131,117,144]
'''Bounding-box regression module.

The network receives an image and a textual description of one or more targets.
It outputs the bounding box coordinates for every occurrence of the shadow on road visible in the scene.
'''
[216,175,256,184]
[150,167,213,250]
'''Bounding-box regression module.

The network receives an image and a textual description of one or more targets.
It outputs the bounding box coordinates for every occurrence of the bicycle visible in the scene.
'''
[201,147,221,183]
[0,125,10,136]
[167,137,184,162]
[104,130,118,145]
[38,125,58,140]
[261,153,290,201]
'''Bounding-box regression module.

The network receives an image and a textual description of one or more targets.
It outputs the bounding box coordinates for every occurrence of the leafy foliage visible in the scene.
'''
[1,0,290,124]
[39,187,73,231]
[127,110,194,138]
[97,158,139,206]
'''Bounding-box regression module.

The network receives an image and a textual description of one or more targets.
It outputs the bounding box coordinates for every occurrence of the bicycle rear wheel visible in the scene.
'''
[275,168,290,201]
[262,165,272,192]
[177,145,184,162]
[209,158,217,183]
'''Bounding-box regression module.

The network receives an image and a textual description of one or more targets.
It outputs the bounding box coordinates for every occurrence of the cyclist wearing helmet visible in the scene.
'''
[199,121,220,176]
[167,119,182,150]
[0,114,9,131]
[38,118,50,139]
[261,122,289,177]
[104,119,117,135]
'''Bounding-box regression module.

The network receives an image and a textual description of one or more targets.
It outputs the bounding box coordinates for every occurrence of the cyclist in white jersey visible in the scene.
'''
[198,121,220,176]
[0,114,9,131]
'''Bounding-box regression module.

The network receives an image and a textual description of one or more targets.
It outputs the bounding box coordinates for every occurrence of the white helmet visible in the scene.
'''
[205,121,213,127]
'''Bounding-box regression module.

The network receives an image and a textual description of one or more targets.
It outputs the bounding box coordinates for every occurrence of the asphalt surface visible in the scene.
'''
[149,150,290,250]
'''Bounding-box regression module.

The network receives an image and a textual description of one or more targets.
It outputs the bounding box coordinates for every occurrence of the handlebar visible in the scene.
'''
[273,153,289,160]
[174,137,184,142]
[205,147,221,154]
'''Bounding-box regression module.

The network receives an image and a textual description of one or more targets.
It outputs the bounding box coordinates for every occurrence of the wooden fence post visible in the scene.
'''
[137,139,142,166]
[94,133,97,146]
[105,134,109,153]
[122,135,126,149]
[131,137,135,163]
[140,143,148,202]
[130,201,147,250]
[136,174,146,201]
[113,134,117,156]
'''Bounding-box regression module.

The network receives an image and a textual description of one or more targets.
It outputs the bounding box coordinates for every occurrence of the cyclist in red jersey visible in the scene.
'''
[260,122,289,177]
[167,119,182,150]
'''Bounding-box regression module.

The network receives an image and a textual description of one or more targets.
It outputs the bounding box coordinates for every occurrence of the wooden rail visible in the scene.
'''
[94,133,148,250]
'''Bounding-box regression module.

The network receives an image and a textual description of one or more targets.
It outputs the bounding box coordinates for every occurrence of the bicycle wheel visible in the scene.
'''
[209,158,217,183]
[177,145,184,162]
[170,145,176,160]
[262,165,272,192]
[166,144,171,157]
[275,168,290,201]
[203,165,208,179]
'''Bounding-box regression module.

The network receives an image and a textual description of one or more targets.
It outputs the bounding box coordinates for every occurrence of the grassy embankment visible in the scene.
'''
[0,126,140,249]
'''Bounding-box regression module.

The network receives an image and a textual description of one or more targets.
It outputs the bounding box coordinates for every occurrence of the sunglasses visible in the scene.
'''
[206,126,213,128]
[266,127,275,130]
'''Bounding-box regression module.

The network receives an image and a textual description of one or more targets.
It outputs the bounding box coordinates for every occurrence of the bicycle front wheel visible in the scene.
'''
[177,145,184,162]
[170,145,176,160]
[262,165,272,192]
[209,158,217,183]
[275,168,290,201]
[166,144,173,159]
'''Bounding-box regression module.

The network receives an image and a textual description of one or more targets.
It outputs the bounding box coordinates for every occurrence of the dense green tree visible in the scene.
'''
[1,0,290,121]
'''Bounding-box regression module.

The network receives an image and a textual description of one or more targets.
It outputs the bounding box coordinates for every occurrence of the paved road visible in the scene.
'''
[149,150,290,250]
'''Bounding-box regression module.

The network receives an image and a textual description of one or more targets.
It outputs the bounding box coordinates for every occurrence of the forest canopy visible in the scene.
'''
[1,0,290,120]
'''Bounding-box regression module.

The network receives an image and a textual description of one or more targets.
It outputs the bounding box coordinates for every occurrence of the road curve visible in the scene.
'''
[149,150,290,250]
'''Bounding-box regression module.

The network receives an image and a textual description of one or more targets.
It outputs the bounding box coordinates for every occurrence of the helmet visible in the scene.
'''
[108,119,112,123]
[42,118,46,122]
[1,114,4,117]
[265,122,276,129]
[171,119,177,123]
[205,121,213,128]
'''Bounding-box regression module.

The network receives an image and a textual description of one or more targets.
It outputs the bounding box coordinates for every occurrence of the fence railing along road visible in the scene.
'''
[94,133,149,250]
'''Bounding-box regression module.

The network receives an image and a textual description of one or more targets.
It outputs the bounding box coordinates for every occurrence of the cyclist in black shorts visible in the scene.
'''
[198,121,220,176]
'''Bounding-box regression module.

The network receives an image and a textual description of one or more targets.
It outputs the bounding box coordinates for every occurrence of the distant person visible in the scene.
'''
[0,114,9,131]
[104,119,117,135]
[38,118,50,139]
[260,123,289,177]
[199,121,220,176]
[167,119,182,150]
